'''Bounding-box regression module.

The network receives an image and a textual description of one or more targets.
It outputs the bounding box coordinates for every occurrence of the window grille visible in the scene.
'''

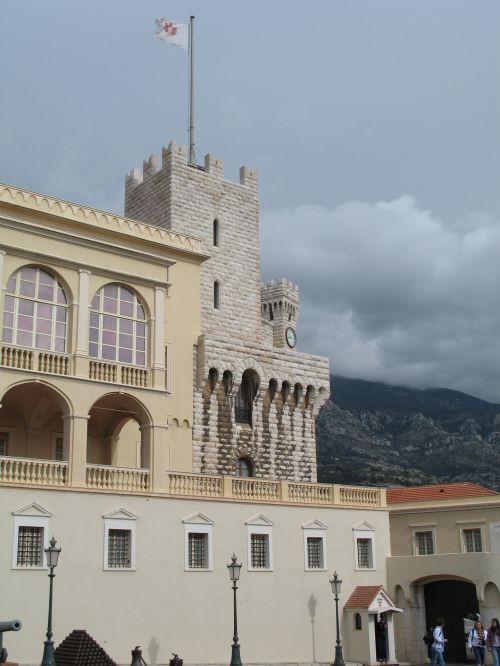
[463,528,483,553]
[250,533,269,569]
[357,538,373,568]
[415,531,434,555]
[107,529,131,568]
[17,526,43,567]
[0,432,8,456]
[188,532,208,568]
[307,537,323,569]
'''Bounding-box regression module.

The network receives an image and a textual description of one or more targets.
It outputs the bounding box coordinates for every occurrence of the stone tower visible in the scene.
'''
[125,143,330,482]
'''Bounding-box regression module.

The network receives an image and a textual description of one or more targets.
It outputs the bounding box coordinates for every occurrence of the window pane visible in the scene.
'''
[103,297,117,314]
[103,315,116,331]
[38,283,54,301]
[20,280,36,298]
[55,338,65,352]
[19,300,34,315]
[102,330,116,345]
[102,345,116,360]
[2,327,12,343]
[91,294,100,309]
[120,318,133,333]
[120,301,133,317]
[357,539,373,568]
[55,323,66,338]
[90,312,99,328]
[38,303,53,319]
[17,526,43,567]
[3,312,13,328]
[89,327,99,342]
[36,318,51,334]
[6,276,16,293]
[36,334,52,350]
[136,322,145,337]
[89,342,98,357]
[4,296,14,312]
[20,267,37,281]
[120,287,134,302]
[119,334,133,349]
[136,352,145,366]
[119,348,133,364]
[416,531,434,555]
[17,330,33,346]
[18,315,34,331]
[136,337,145,352]
[57,288,66,305]
[56,307,67,323]
[104,284,118,298]
[307,537,323,569]
[39,270,54,286]
[137,304,145,320]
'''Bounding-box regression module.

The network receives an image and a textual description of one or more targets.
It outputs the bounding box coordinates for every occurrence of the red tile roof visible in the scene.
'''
[387,482,498,504]
[345,585,383,609]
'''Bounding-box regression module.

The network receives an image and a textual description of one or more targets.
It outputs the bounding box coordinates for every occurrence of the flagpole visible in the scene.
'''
[189,15,195,164]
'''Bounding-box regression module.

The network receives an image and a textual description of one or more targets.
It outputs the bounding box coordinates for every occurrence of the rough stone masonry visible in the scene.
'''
[125,142,330,481]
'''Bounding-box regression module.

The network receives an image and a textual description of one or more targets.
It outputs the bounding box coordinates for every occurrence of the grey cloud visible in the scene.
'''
[261,196,500,402]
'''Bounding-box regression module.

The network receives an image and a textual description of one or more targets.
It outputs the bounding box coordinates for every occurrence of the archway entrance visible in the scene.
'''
[424,580,479,663]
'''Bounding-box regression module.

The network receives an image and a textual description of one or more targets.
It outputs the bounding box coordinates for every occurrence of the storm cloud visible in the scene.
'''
[261,197,500,402]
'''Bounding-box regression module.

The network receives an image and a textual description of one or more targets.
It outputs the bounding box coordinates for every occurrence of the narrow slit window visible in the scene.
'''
[213,219,219,247]
[214,281,220,310]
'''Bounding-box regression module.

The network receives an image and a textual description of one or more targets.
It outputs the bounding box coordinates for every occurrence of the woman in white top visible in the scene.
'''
[469,621,488,666]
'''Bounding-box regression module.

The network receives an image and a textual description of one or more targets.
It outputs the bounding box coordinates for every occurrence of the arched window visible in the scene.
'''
[235,369,259,425]
[89,284,147,366]
[213,219,219,247]
[214,281,220,310]
[2,267,68,352]
[235,457,253,477]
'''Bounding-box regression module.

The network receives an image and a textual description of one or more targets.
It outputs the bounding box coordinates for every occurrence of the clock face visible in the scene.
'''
[285,327,297,348]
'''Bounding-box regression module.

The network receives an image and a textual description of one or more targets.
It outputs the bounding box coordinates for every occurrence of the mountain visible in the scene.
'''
[316,376,500,491]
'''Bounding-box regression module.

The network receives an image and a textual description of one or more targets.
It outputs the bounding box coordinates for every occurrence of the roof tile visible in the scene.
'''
[387,482,497,504]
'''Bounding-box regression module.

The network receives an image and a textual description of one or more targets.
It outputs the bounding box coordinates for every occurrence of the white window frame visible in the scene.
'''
[247,525,273,571]
[12,510,50,570]
[302,522,327,571]
[183,522,213,571]
[413,528,436,556]
[103,514,136,571]
[460,525,484,553]
[353,525,376,570]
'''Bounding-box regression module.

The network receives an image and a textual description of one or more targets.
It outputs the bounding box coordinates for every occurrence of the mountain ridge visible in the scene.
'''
[316,376,500,491]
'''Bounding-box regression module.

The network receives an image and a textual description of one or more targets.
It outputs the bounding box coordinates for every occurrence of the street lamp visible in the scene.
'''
[329,572,345,666]
[227,553,242,666]
[40,537,61,666]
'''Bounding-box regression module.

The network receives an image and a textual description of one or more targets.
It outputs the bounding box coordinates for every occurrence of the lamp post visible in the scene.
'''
[227,553,242,666]
[329,571,345,666]
[40,537,61,666]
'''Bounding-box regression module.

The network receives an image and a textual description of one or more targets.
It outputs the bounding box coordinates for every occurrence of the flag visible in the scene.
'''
[155,18,189,49]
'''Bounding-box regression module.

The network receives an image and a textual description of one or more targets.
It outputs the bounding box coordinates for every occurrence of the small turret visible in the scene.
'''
[260,278,299,349]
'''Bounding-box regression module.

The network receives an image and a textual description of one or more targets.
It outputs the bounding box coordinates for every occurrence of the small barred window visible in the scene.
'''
[17,525,43,567]
[188,532,208,568]
[250,533,269,569]
[356,538,373,568]
[107,529,131,568]
[307,537,323,569]
[463,528,482,553]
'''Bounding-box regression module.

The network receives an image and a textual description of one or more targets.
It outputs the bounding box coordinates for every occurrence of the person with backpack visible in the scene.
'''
[487,618,500,666]
[430,618,447,666]
[468,620,488,666]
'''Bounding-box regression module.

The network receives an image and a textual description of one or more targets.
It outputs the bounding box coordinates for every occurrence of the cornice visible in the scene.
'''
[0,182,204,257]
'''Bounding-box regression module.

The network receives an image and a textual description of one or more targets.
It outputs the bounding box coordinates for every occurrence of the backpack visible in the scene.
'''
[423,629,434,646]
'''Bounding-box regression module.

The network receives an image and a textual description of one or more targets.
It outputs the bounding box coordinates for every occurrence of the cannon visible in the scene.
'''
[0,620,22,663]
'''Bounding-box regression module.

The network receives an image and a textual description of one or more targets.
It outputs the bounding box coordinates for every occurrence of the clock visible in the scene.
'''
[285,327,297,349]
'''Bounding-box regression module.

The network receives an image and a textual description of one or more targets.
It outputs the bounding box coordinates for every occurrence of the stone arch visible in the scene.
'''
[208,367,218,392]
[235,368,260,426]
[3,262,74,305]
[87,392,152,469]
[0,379,73,460]
[483,581,500,615]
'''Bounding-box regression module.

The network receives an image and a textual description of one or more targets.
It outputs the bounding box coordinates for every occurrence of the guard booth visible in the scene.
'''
[343,586,402,665]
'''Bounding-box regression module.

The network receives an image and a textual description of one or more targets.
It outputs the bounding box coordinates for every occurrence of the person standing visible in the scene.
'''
[487,618,500,666]
[468,620,488,666]
[431,618,447,666]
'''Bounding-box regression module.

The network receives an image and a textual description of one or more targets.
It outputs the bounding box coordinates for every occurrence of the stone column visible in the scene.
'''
[64,414,89,487]
[140,423,169,492]
[74,269,91,377]
[152,286,166,389]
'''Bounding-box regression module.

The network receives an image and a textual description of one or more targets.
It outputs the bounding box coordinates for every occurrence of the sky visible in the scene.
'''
[2,1,500,401]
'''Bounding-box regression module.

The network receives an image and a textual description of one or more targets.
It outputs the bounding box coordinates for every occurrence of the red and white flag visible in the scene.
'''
[155,18,189,49]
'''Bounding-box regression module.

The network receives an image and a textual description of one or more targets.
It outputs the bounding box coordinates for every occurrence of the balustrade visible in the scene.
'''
[169,472,222,497]
[232,477,281,501]
[86,464,149,491]
[0,456,67,486]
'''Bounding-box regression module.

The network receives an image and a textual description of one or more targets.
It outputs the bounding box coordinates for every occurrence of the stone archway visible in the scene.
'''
[0,381,71,460]
[87,393,151,469]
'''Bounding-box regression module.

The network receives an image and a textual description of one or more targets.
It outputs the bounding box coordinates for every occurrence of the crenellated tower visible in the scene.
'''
[125,143,330,482]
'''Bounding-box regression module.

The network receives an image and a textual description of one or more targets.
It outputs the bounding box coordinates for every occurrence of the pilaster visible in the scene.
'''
[63,414,89,487]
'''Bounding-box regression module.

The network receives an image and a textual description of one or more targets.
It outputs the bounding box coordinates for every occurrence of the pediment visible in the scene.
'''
[353,520,375,531]
[182,512,214,525]
[368,589,402,614]
[102,508,137,520]
[245,514,274,527]
[12,502,51,517]
[302,519,328,530]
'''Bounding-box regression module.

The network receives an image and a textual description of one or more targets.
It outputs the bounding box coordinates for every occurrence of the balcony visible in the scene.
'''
[1,343,152,388]
[0,456,386,508]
